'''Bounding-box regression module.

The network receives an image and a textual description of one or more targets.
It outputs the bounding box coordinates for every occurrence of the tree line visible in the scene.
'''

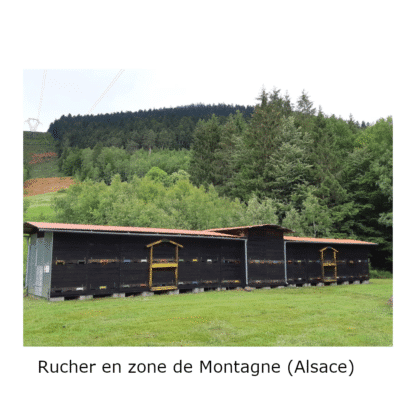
[47,100,370,155]
[48,103,256,154]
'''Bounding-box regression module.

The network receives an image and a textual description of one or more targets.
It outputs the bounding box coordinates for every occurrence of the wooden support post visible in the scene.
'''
[149,246,153,287]
[147,239,182,291]
[175,245,179,287]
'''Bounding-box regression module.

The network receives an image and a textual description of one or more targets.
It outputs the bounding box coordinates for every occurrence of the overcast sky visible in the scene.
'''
[20,1,409,134]
[23,66,393,133]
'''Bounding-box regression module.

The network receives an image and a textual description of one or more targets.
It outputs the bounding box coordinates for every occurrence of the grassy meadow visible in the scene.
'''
[24,191,63,222]
[23,279,392,347]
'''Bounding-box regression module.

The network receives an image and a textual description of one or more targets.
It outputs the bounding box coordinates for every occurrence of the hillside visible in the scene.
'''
[24,131,61,179]
[24,177,75,196]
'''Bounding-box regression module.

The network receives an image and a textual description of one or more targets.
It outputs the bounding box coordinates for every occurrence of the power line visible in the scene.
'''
[24,70,47,133]
[87,70,125,115]
[37,70,47,120]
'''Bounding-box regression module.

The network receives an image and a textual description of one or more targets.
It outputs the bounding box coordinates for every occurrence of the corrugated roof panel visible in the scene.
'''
[206,224,294,233]
[284,236,377,245]
[23,222,242,238]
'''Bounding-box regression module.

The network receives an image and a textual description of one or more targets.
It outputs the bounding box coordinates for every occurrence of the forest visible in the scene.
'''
[48,103,255,153]
[27,88,392,271]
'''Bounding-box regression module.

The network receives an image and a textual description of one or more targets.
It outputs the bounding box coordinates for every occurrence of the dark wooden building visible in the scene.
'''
[23,222,377,300]
[284,236,375,285]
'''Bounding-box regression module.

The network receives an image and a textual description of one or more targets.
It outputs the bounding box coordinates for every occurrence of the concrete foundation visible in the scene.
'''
[342,281,349,285]
[316,283,324,287]
[302,283,311,287]
[362,280,370,284]
[79,295,93,300]
[262,286,271,290]
[277,286,285,289]
[112,293,125,298]
[330,282,337,286]
[168,289,179,295]
[192,288,204,293]
[288,284,296,288]
[140,291,154,297]
[353,280,360,285]
[49,297,64,302]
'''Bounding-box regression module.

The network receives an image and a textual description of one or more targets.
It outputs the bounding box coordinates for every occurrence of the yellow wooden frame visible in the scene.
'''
[147,239,182,291]
[319,246,339,282]
[146,239,183,249]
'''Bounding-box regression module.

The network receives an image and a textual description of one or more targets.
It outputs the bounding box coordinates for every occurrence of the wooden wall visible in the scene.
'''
[286,242,371,283]
[48,230,372,298]
[247,228,286,286]
[50,232,245,297]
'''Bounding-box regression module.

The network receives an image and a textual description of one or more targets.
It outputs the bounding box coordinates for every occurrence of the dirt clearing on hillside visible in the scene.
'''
[28,152,58,164]
[24,177,75,196]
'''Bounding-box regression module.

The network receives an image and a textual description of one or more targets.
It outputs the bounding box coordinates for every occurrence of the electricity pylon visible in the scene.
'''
[25,118,42,132]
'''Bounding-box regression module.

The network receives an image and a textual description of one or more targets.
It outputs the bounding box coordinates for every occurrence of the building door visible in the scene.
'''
[320,247,338,282]
[147,239,183,291]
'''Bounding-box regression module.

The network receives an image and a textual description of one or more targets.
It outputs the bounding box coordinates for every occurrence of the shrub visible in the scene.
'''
[369,267,393,279]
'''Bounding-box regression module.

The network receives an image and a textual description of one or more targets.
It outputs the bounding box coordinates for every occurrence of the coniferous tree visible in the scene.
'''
[213,110,247,195]
[189,115,223,187]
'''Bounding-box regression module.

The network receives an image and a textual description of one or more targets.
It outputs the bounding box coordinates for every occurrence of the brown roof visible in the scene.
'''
[284,236,377,245]
[206,224,294,234]
[23,222,377,245]
[23,222,241,239]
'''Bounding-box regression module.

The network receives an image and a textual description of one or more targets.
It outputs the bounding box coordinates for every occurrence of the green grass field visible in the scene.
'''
[24,191,63,222]
[23,279,392,347]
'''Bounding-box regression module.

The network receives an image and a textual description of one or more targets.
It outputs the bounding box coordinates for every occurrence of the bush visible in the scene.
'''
[369,267,393,279]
